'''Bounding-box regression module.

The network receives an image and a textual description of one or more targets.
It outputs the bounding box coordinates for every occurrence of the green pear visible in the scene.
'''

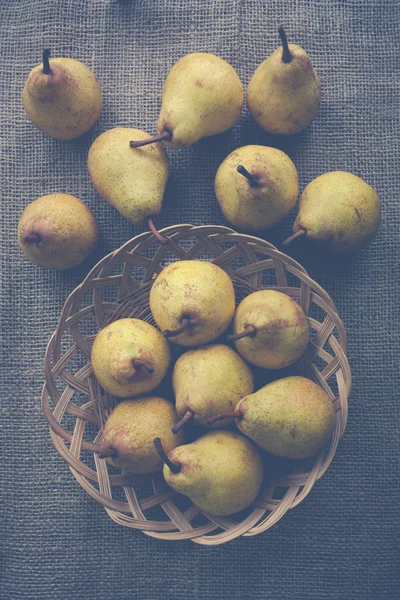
[150,260,236,347]
[130,53,243,149]
[283,171,381,254]
[229,290,309,369]
[155,430,263,515]
[172,344,254,432]
[18,193,98,270]
[91,318,171,398]
[88,127,169,237]
[210,376,336,459]
[22,49,102,140]
[98,397,184,473]
[247,27,320,135]
[215,145,298,231]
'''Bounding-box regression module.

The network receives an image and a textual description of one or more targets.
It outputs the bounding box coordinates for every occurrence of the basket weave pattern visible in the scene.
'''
[42,225,351,545]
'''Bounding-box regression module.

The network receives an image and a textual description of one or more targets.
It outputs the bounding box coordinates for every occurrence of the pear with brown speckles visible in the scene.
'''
[229,290,309,369]
[283,171,381,254]
[215,145,298,231]
[156,430,263,516]
[91,318,171,398]
[150,260,235,347]
[98,397,184,473]
[22,49,102,140]
[130,53,243,150]
[209,376,336,459]
[247,27,320,135]
[18,193,98,270]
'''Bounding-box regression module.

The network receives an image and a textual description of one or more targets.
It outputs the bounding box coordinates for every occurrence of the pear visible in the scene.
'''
[97,397,184,473]
[22,49,102,140]
[229,290,309,369]
[91,318,171,398]
[17,193,98,270]
[88,127,169,241]
[154,430,263,515]
[215,145,298,231]
[130,53,243,149]
[247,27,320,135]
[150,260,235,347]
[171,344,254,432]
[283,171,381,254]
[209,376,336,459]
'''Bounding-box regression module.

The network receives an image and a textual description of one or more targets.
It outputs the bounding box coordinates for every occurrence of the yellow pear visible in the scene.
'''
[230,290,309,369]
[98,397,184,473]
[155,430,263,516]
[91,318,171,398]
[247,27,320,135]
[130,53,243,149]
[283,171,381,254]
[17,193,98,270]
[150,260,235,347]
[172,344,254,431]
[215,145,298,231]
[88,127,169,237]
[209,376,336,459]
[22,49,101,140]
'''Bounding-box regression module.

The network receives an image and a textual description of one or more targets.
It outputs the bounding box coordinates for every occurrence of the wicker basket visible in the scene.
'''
[42,224,351,545]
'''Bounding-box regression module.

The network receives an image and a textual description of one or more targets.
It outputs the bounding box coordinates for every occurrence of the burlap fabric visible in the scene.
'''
[1,1,399,598]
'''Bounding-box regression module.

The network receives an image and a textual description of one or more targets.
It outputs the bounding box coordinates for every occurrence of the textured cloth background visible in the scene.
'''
[1,0,399,598]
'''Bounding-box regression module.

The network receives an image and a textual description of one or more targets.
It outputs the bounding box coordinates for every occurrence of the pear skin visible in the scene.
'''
[157,53,243,149]
[236,376,336,459]
[22,50,102,140]
[288,171,381,254]
[18,193,98,270]
[247,28,320,135]
[172,344,254,429]
[215,145,298,231]
[100,397,184,473]
[162,430,263,516]
[232,290,309,369]
[91,318,171,398]
[88,127,169,225]
[150,260,236,347]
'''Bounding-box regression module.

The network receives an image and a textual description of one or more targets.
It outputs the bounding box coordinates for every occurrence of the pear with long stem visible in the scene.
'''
[130,52,243,149]
[88,127,170,243]
[215,145,298,232]
[171,344,254,432]
[209,376,336,459]
[247,26,320,135]
[22,49,102,140]
[154,431,263,516]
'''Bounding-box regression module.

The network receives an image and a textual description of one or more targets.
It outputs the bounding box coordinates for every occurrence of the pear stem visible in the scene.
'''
[227,325,256,342]
[282,228,306,246]
[236,165,260,187]
[164,318,190,338]
[208,410,243,425]
[42,49,52,74]
[130,130,171,148]
[132,359,154,375]
[278,26,292,64]
[147,217,168,244]
[154,437,181,473]
[23,233,41,244]
[171,410,193,434]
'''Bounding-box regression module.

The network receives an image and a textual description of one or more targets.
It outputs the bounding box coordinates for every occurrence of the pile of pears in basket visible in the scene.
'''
[90,259,334,517]
[18,29,382,517]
